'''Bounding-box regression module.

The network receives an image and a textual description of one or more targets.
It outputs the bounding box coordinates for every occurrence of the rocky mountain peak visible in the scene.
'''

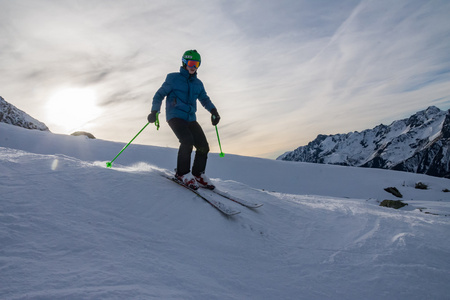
[278,107,450,178]
[0,96,49,131]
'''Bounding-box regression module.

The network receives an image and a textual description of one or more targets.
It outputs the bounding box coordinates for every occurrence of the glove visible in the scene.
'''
[147,111,158,123]
[211,108,220,126]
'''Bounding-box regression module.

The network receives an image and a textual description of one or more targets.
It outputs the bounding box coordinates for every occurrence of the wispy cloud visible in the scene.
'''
[1,0,449,158]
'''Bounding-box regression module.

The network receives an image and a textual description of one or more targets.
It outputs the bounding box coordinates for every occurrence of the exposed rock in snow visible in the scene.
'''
[71,131,96,139]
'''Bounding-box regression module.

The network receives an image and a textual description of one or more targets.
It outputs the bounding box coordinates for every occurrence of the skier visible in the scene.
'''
[147,50,220,190]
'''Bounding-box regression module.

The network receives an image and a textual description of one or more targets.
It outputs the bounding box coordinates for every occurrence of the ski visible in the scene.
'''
[210,188,263,208]
[161,174,241,216]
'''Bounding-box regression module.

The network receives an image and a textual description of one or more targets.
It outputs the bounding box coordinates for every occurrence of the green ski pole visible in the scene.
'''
[215,125,225,158]
[106,113,160,168]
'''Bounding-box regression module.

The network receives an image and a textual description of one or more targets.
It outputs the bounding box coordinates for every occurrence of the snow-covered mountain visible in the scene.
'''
[278,106,450,178]
[0,96,49,131]
[1,121,450,299]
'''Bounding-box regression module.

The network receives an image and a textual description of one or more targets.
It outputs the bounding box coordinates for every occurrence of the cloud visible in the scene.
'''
[1,0,450,158]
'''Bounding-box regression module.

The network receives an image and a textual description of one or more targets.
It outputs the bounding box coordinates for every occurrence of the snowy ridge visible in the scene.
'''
[278,106,450,178]
[1,122,450,299]
[0,96,49,131]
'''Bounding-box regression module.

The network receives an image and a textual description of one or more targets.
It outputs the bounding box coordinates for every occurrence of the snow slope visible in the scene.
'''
[1,122,450,300]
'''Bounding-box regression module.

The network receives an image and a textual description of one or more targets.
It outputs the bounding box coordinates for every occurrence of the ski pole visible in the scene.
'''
[215,125,225,158]
[106,113,160,168]
[154,111,160,131]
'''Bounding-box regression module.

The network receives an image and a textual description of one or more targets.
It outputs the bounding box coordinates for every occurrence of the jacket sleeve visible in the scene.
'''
[151,75,172,112]
[197,82,216,112]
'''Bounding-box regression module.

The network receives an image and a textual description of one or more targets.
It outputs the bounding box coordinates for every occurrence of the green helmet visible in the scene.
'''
[182,49,201,67]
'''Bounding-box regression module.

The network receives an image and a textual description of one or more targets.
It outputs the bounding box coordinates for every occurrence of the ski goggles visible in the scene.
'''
[184,59,200,69]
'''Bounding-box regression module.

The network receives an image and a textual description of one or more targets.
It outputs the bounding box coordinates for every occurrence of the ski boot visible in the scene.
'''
[175,172,199,190]
[194,173,215,190]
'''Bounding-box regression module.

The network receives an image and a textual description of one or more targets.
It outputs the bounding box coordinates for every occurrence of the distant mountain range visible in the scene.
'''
[278,106,450,178]
[0,96,49,131]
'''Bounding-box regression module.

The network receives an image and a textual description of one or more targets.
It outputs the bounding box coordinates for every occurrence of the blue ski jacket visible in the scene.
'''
[151,67,216,122]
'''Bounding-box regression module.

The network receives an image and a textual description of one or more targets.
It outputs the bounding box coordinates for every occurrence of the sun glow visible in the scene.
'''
[46,88,102,133]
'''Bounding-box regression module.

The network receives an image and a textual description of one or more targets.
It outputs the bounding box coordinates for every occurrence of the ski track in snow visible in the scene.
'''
[1,123,450,299]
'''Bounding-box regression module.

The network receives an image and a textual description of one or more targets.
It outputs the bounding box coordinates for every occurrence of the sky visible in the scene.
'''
[1,0,450,158]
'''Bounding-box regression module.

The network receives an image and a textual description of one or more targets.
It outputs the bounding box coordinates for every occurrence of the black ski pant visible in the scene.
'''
[168,118,209,177]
